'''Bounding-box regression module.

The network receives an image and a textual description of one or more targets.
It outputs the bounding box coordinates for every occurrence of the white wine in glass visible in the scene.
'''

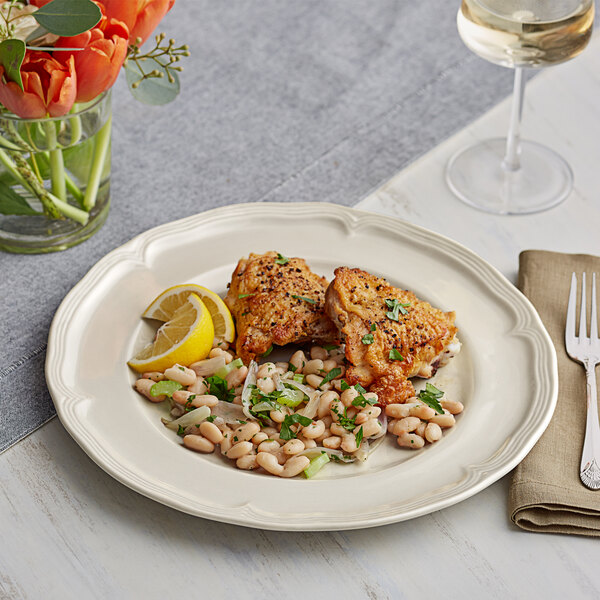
[446,0,594,214]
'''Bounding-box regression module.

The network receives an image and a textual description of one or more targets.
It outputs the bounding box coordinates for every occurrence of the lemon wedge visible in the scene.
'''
[128,293,214,373]
[142,284,235,343]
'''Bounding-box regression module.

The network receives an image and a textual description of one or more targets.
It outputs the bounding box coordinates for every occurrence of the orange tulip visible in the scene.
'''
[102,0,175,45]
[0,51,76,118]
[54,13,129,102]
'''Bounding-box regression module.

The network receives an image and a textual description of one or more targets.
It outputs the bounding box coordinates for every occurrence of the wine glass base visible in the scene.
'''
[446,138,573,215]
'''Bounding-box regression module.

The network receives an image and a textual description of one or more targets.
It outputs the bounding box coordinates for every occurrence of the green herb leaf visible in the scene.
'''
[291,295,317,304]
[280,414,312,440]
[275,253,289,265]
[355,426,364,447]
[319,367,341,388]
[330,404,356,431]
[0,39,25,91]
[389,348,404,361]
[361,333,374,345]
[288,363,297,373]
[354,383,367,394]
[370,323,377,331]
[340,379,350,391]
[261,345,273,357]
[206,415,216,423]
[205,375,235,403]
[0,181,38,215]
[34,0,102,37]
[323,344,339,351]
[150,380,183,398]
[351,394,376,408]
[238,293,256,299]
[177,425,185,437]
[125,56,180,106]
[384,298,411,321]
[418,383,444,414]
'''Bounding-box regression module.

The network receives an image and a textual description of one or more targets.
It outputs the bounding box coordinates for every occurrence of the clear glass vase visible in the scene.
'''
[0,91,112,253]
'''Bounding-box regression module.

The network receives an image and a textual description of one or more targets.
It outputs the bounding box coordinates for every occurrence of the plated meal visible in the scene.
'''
[128,251,464,478]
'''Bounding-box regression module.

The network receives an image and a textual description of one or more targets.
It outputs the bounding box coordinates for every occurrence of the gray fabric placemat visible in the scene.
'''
[0,0,513,453]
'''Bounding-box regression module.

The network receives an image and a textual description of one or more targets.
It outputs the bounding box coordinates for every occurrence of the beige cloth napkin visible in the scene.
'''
[508,250,600,537]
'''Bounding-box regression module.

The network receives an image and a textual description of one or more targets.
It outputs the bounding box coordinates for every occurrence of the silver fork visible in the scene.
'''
[566,272,600,490]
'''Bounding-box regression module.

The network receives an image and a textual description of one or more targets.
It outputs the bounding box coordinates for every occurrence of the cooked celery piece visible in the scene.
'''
[303,452,330,479]
[293,374,304,383]
[215,357,243,379]
[150,380,183,398]
[276,388,305,408]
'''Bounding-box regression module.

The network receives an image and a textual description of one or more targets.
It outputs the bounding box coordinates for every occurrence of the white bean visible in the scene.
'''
[397,432,425,449]
[441,400,464,415]
[188,376,208,395]
[164,364,197,387]
[233,422,261,443]
[282,439,305,455]
[322,358,338,372]
[361,406,381,419]
[302,420,326,439]
[257,377,276,394]
[142,371,165,382]
[323,436,341,449]
[299,437,317,449]
[252,432,268,445]
[394,416,421,434]
[256,452,284,475]
[236,454,258,470]
[199,421,224,444]
[173,391,219,408]
[425,422,443,443]
[429,412,455,428]
[330,399,345,422]
[220,428,234,453]
[306,374,324,389]
[330,423,347,437]
[257,362,276,378]
[341,434,359,453]
[225,441,253,460]
[355,418,381,438]
[289,350,307,373]
[304,359,324,375]
[270,409,286,423]
[341,388,359,407]
[415,421,427,438]
[318,391,339,418]
[226,365,248,389]
[409,405,437,420]
[213,340,229,350]
[311,346,328,361]
[280,455,310,478]
[183,435,215,453]
[209,347,233,364]
[134,378,165,402]
[385,403,412,419]
[258,440,280,453]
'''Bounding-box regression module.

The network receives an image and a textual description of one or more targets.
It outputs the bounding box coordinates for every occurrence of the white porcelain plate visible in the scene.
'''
[46,203,557,531]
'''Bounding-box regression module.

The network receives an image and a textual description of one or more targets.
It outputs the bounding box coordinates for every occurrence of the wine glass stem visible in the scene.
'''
[503,67,525,172]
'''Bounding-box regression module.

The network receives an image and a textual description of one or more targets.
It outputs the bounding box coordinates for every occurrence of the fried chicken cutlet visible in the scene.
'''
[325,267,460,405]
[225,252,338,363]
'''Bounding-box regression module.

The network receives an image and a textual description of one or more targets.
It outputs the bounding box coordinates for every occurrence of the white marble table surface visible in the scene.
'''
[3,33,600,600]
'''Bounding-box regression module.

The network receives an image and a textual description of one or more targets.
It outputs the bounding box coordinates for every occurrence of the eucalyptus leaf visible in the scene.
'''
[0,182,39,215]
[125,58,180,106]
[34,0,101,37]
[25,25,48,43]
[0,39,25,91]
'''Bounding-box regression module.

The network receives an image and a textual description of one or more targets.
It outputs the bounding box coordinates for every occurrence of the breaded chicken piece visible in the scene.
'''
[325,267,460,405]
[225,252,338,362]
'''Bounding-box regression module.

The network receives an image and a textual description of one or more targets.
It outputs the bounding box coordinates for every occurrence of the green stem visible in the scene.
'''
[29,151,43,182]
[69,108,82,146]
[43,120,66,201]
[49,194,89,225]
[65,171,84,206]
[83,115,111,211]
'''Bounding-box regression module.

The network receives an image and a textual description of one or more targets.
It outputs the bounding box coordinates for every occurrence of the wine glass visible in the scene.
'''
[446,0,594,215]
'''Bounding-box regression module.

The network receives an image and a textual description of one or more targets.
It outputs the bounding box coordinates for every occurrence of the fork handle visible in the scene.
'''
[580,361,600,490]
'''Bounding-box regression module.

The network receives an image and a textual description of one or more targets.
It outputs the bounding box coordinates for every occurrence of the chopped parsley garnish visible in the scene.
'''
[352,393,376,408]
[275,253,290,265]
[184,395,197,411]
[340,379,351,391]
[355,426,364,447]
[237,420,247,424]
[330,404,356,431]
[354,383,367,394]
[291,295,317,304]
[206,415,216,423]
[288,363,297,373]
[361,333,374,345]
[205,375,235,403]
[233,436,238,442]
[280,414,312,440]
[418,383,444,415]
[370,323,376,331]
[150,380,183,398]
[385,298,411,321]
[389,348,404,361]
[177,425,185,436]
[323,344,339,351]
[238,293,256,299]
[261,345,273,357]
[319,367,341,388]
